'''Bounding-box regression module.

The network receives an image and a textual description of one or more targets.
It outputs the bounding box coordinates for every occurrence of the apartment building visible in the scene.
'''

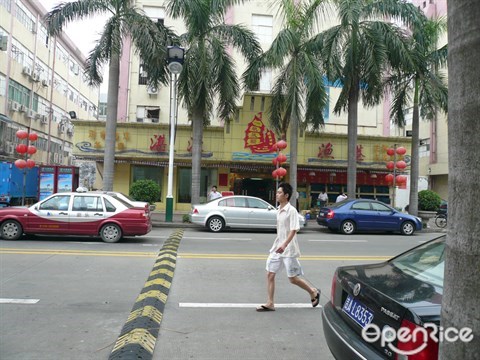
[0,0,99,166]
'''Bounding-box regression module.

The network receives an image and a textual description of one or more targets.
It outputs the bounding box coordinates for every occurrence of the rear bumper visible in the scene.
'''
[322,302,384,360]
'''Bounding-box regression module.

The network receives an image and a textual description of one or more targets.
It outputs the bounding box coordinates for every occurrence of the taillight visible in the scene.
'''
[326,210,335,219]
[330,270,337,303]
[395,319,439,360]
[193,208,199,214]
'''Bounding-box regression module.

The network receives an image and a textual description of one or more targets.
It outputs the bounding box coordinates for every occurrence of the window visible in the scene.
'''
[177,168,210,203]
[8,79,30,106]
[104,199,116,212]
[136,106,160,123]
[138,63,148,85]
[259,70,272,91]
[40,195,71,210]
[73,196,103,211]
[351,202,371,211]
[252,14,273,43]
[247,198,268,209]
[371,202,392,212]
[419,138,430,158]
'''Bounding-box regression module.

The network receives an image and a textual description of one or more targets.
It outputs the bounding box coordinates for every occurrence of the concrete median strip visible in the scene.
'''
[109,229,184,360]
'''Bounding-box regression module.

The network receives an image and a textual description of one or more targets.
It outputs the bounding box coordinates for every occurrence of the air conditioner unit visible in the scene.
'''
[22,66,32,76]
[18,104,27,112]
[151,118,159,123]
[58,124,65,133]
[147,85,158,95]
[9,101,20,111]
[53,153,58,163]
[40,115,48,124]
[58,155,64,163]
[31,73,40,82]
[35,113,42,120]
[27,109,36,118]
[41,79,48,87]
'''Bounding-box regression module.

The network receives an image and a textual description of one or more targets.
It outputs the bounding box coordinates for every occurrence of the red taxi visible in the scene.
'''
[0,190,152,243]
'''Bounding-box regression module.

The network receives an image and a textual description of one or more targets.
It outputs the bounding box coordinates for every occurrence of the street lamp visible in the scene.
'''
[165,46,185,222]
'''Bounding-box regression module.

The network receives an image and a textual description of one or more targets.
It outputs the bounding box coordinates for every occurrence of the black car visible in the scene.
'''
[322,236,445,359]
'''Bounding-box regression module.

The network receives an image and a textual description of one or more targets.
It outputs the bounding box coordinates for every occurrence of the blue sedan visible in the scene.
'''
[316,199,422,235]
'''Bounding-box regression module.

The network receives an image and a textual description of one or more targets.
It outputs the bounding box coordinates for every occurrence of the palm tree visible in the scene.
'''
[167,0,261,205]
[45,0,175,191]
[442,1,480,358]
[387,18,448,217]
[317,0,422,199]
[243,0,330,205]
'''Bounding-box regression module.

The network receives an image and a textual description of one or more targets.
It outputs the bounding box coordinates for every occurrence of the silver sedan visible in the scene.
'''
[189,195,306,232]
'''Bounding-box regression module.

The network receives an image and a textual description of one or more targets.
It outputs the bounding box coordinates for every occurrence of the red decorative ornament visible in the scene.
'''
[16,144,28,154]
[28,132,38,142]
[270,143,278,152]
[277,167,287,177]
[272,169,278,178]
[272,158,278,165]
[27,145,37,155]
[276,140,287,150]
[396,175,407,184]
[14,159,27,169]
[385,174,394,183]
[386,161,395,170]
[396,160,407,170]
[386,148,395,156]
[16,130,28,140]
[396,146,407,155]
[276,153,287,164]
[26,159,36,168]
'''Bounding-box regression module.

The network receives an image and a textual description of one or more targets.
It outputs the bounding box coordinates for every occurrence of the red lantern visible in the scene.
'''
[272,158,278,165]
[28,132,38,142]
[277,167,287,177]
[396,175,407,184]
[277,140,287,150]
[26,159,36,168]
[14,159,27,169]
[16,144,28,154]
[27,145,37,155]
[396,146,407,155]
[396,160,407,170]
[272,169,278,178]
[386,148,395,156]
[386,161,395,170]
[385,174,394,183]
[16,130,28,140]
[276,153,287,164]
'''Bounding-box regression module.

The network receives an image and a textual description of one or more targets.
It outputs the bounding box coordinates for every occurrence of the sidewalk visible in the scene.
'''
[150,210,195,228]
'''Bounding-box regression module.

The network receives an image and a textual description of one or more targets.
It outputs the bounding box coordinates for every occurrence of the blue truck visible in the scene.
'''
[0,162,39,207]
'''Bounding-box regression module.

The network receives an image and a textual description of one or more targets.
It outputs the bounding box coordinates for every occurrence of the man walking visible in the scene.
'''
[256,182,320,312]
[318,190,328,208]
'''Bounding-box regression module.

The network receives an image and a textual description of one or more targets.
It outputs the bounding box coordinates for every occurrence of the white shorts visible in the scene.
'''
[266,253,304,278]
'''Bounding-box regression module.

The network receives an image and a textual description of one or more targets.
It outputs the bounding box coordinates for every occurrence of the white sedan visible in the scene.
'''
[189,195,306,232]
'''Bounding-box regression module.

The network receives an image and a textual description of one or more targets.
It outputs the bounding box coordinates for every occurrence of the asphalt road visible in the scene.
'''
[0,227,444,360]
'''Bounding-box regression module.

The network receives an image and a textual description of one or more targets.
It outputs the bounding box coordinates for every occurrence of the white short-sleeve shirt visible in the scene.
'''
[269,202,301,258]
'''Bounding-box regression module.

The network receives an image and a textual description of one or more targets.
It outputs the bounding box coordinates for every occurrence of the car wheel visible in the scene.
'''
[100,223,122,243]
[401,221,415,236]
[340,220,356,235]
[207,216,225,232]
[1,220,23,240]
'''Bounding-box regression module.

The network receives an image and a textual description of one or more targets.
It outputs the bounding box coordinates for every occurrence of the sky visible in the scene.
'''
[39,0,109,92]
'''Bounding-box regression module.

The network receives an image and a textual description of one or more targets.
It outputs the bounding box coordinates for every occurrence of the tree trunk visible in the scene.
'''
[408,78,420,216]
[346,87,359,199]
[102,51,120,191]
[191,109,203,205]
[289,112,299,208]
[441,1,480,358]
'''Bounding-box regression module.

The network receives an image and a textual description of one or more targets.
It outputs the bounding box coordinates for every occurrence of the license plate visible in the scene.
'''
[319,212,325,217]
[342,295,374,328]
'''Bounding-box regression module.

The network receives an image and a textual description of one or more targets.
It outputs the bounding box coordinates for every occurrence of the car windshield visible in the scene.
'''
[390,237,445,288]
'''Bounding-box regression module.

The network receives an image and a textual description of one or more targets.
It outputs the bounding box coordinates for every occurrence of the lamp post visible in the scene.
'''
[165,46,185,222]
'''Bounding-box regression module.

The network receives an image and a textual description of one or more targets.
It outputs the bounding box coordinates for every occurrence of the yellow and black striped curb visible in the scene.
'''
[109,229,184,360]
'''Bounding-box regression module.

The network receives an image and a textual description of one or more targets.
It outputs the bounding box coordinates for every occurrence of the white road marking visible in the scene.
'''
[183,237,252,241]
[308,239,368,243]
[0,298,40,304]
[179,303,320,309]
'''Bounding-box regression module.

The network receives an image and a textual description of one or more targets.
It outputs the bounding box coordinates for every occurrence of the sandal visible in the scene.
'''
[256,305,275,312]
[311,289,320,308]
